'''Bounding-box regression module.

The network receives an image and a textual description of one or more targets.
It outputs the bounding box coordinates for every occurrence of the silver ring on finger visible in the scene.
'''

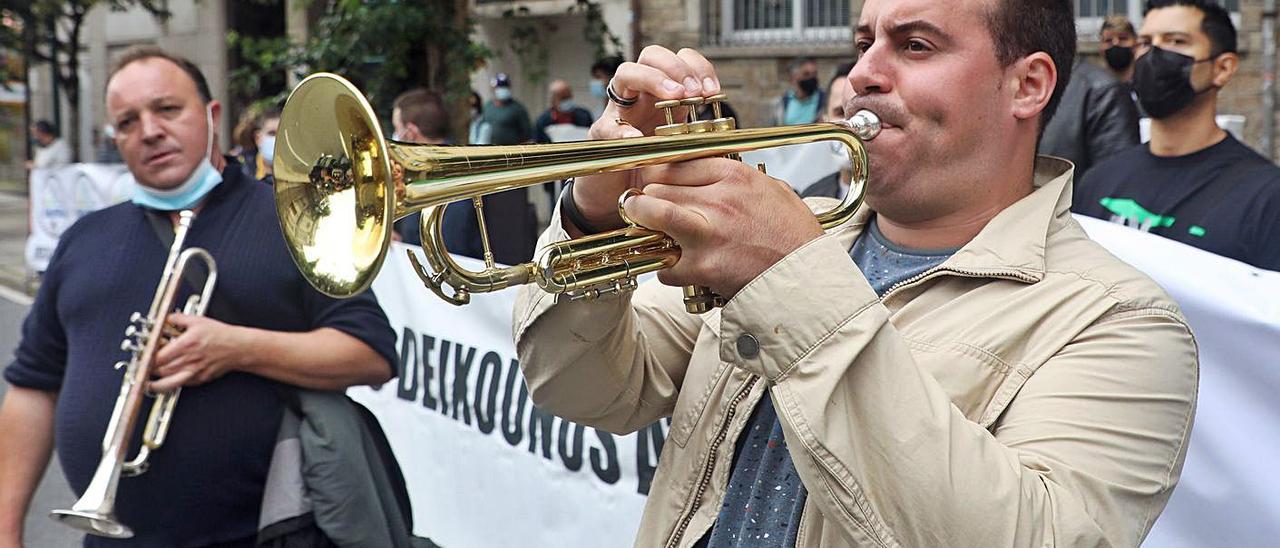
[607,80,640,108]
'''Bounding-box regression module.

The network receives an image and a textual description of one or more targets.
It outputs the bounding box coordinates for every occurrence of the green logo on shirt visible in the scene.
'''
[1098,198,1211,237]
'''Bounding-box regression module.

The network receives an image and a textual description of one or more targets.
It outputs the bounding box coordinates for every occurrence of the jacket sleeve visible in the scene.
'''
[720,234,1198,547]
[1085,81,1140,166]
[512,208,705,434]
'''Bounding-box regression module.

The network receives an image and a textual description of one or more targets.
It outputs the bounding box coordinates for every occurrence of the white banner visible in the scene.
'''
[350,246,661,548]
[25,164,134,272]
[353,220,1279,547]
[1077,216,1280,547]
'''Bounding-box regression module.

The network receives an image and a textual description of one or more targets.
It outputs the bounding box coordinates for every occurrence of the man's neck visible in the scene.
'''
[1149,101,1227,157]
[792,87,810,100]
[876,150,1037,250]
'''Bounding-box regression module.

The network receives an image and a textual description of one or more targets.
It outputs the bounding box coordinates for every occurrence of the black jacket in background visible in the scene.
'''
[1039,61,1139,178]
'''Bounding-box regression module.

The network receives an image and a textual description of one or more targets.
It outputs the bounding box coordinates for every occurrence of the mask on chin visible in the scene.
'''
[132,104,223,211]
[1132,46,1217,119]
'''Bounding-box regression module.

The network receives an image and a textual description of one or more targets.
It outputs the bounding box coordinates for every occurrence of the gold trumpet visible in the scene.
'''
[272,73,879,311]
[50,210,217,539]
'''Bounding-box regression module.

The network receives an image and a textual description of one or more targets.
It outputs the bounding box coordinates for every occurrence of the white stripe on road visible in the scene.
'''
[0,284,33,306]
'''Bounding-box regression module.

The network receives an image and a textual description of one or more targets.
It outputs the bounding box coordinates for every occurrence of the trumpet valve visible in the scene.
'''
[655,99,689,136]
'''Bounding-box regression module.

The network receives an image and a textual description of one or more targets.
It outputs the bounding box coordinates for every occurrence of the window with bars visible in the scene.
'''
[703,0,852,47]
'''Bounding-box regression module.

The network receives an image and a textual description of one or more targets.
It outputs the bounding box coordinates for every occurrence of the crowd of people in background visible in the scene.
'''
[20,0,1280,276]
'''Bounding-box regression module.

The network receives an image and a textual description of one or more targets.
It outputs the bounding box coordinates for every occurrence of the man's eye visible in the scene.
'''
[856,40,872,53]
[905,39,930,53]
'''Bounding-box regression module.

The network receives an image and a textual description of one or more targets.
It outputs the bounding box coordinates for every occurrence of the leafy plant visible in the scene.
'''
[0,0,169,161]
[230,0,490,141]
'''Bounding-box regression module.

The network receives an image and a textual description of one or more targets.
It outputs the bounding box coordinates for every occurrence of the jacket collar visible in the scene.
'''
[828,156,1076,284]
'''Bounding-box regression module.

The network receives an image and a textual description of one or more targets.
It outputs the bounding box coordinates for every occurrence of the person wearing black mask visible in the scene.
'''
[1100,15,1138,83]
[772,57,825,125]
[1074,0,1280,271]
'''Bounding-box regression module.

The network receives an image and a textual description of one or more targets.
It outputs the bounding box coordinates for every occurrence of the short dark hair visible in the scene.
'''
[392,88,450,140]
[591,56,623,78]
[33,119,57,137]
[108,45,213,103]
[983,0,1076,131]
[1145,0,1238,55]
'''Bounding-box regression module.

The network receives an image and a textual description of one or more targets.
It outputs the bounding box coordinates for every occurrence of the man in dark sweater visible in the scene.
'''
[1075,0,1280,271]
[0,46,398,547]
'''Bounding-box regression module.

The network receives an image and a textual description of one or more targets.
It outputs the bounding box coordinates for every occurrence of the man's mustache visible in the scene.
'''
[845,96,907,128]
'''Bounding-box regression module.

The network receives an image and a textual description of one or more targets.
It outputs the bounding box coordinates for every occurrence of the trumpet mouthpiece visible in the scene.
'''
[843,110,882,141]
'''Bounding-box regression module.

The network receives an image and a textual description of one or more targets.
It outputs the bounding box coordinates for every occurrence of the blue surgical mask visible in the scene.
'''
[557,99,575,113]
[260,135,276,165]
[494,87,513,101]
[589,79,607,99]
[132,104,223,211]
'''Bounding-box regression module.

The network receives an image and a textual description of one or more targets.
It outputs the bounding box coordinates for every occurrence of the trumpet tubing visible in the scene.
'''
[273,73,879,309]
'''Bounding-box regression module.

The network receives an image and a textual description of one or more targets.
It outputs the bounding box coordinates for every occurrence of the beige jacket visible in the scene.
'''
[513,158,1198,548]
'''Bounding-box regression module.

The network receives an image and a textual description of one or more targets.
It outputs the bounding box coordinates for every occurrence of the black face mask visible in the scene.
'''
[798,76,819,96]
[1132,46,1216,119]
[1104,45,1135,71]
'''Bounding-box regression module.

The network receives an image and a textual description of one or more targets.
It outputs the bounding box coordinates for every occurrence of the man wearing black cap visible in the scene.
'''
[483,72,533,146]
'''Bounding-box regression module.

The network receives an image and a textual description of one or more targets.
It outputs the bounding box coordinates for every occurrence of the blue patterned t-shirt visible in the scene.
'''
[695,216,955,548]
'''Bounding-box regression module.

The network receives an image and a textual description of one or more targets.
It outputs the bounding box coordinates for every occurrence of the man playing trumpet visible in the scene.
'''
[0,46,398,547]
[515,0,1198,547]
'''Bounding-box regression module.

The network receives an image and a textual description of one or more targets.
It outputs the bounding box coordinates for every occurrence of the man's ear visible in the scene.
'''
[1010,52,1057,123]
[406,122,423,142]
[208,100,223,148]
[1211,52,1239,88]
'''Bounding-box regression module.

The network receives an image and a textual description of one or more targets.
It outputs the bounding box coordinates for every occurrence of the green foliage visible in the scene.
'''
[230,0,491,120]
[0,0,168,160]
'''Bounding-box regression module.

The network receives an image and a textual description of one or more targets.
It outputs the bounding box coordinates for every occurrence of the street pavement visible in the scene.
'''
[0,193,81,546]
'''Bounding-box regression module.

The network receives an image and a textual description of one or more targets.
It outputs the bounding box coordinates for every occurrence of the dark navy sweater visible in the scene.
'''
[5,163,399,547]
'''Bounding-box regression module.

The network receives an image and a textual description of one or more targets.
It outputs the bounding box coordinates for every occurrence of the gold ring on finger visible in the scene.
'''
[618,188,645,227]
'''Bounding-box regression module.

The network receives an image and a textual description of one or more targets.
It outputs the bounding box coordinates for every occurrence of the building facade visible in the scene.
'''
[17,0,1280,168]
[636,0,1278,158]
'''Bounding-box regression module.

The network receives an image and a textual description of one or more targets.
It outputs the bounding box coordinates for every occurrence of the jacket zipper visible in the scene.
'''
[665,375,760,548]
[881,266,1037,303]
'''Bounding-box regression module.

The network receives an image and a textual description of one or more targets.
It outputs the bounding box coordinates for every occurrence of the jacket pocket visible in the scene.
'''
[905,337,1020,424]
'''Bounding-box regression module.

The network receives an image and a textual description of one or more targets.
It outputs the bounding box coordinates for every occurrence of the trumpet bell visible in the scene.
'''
[50,509,133,539]
[273,73,395,298]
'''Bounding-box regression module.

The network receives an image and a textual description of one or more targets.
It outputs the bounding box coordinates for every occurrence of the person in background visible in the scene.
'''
[230,107,261,177]
[467,90,490,145]
[1101,15,1139,83]
[534,79,594,144]
[590,56,623,117]
[27,120,71,170]
[772,57,825,126]
[252,108,281,183]
[802,61,857,199]
[1038,57,1139,177]
[0,45,397,547]
[1075,0,1280,271]
[482,72,533,147]
[390,87,485,260]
